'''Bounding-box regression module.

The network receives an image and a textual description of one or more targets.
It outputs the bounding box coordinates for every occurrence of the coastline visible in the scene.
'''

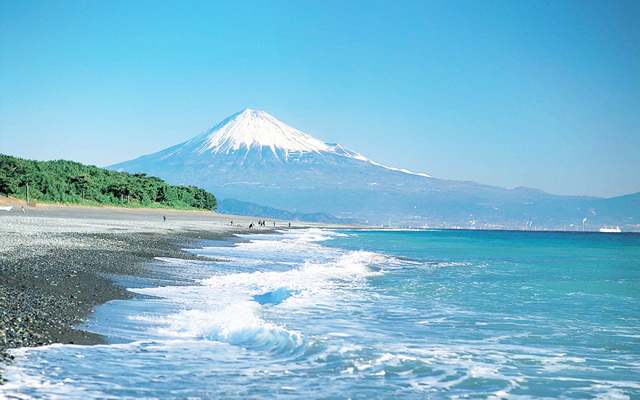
[0,199,350,382]
[1,206,638,397]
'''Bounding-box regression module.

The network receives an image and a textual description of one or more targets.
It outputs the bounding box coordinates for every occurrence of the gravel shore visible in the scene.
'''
[0,198,342,383]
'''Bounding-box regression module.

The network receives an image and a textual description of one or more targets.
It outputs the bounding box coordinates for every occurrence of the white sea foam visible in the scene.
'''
[126,229,386,353]
[5,229,637,399]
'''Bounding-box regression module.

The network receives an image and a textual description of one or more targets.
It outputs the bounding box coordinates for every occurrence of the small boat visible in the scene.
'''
[599,226,621,233]
[0,206,13,211]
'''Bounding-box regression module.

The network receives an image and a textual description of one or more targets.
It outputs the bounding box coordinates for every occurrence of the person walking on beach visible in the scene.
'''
[163,215,166,222]
[21,206,25,214]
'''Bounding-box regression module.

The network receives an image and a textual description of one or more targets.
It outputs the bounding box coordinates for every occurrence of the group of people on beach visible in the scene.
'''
[231,220,290,228]
[249,220,268,229]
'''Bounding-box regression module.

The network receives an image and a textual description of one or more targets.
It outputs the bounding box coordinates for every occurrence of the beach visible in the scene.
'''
[1,203,638,398]
[0,197,343,382]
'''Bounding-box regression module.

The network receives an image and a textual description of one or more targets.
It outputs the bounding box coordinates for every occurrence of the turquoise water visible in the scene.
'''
[2,229,639,399]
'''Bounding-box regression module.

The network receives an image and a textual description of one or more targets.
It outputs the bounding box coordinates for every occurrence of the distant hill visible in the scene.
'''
[0,154,217,211]
[109,109,639,231]
[217,198,360,225]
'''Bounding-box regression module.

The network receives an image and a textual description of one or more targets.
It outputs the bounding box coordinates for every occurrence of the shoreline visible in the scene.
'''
[0,201,350,383]
[0,195,218,213]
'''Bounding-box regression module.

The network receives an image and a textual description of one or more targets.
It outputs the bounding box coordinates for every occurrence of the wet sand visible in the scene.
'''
[0,197,350,382]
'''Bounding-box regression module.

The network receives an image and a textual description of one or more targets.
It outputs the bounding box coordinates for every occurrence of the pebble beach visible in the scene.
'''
[0,197,339,383]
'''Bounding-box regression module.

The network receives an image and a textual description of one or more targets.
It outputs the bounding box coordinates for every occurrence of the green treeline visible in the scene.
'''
[0,154,217,210]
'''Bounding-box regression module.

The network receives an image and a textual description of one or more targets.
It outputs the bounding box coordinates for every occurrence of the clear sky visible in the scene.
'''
[1,0,638,198]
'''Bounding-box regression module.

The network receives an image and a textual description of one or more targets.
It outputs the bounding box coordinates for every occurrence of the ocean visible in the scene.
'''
[2,229,639,399]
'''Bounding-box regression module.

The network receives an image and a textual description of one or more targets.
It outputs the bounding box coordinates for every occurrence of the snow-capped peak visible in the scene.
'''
[193,109,331,155]
[164,108,431,178]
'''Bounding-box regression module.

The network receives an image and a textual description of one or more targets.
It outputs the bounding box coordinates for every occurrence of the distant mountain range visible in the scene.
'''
[216,198,360,225]
[109,109,639,231]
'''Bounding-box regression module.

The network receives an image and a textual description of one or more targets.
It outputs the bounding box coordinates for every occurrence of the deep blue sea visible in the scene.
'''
[2,229,640,399]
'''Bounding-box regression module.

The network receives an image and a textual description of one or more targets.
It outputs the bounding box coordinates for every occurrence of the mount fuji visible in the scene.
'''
[109,109,638,230]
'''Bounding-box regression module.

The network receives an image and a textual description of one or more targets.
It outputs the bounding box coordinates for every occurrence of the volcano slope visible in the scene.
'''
[110,109,639,230]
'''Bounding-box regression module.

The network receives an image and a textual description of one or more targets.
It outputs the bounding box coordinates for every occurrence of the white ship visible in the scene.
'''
[599,226,621,233]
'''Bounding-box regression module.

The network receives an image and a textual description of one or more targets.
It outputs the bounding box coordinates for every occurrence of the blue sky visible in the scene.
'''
[1,0,638,198]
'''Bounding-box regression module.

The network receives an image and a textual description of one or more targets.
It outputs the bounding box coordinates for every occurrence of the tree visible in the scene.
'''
[0,154,217,210]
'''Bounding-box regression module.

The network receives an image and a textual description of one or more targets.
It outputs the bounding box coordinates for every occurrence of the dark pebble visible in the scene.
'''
[0,228,236,384]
